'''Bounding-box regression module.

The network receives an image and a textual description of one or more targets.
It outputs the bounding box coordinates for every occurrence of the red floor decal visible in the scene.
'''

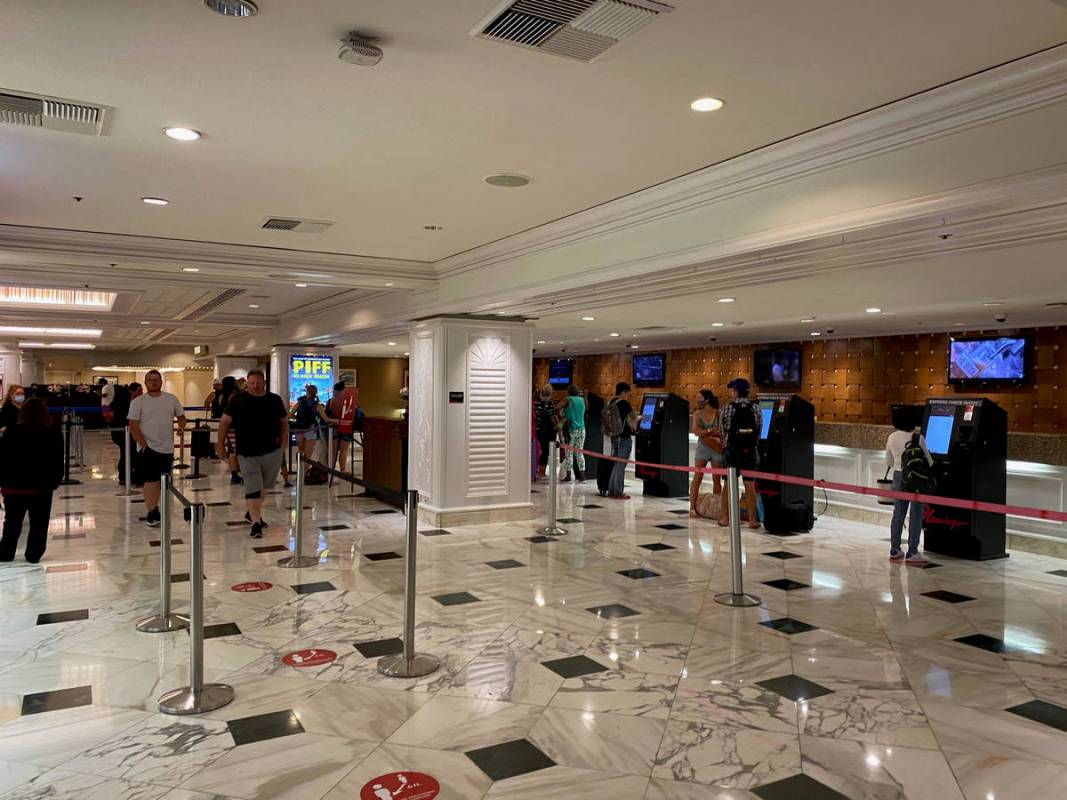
[231,581,273,592]
[360,772,440,800]
[282,648,337,668]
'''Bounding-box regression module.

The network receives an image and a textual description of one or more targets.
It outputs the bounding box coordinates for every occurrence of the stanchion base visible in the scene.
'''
[136,613,190,633]
[184,473,206,480]
[174,463,190,470]
[377,652,441,678]
[59,479,82,486]
[115,489,140,497]
[537,526,568,536]
[276,554,319,568]
[714,592,762,608]
[158,683,235,715]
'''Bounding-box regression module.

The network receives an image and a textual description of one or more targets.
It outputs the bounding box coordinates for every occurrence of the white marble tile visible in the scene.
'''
[530,706,665,776]
[485,765,651,799]
[800,737,965,800]
[643,778,761,799]
[944,750,1067,800]
[671,676,797,734]
[386,694,544,751]
[291,682,430,740]
[652,719,801,789]
[5,767,173,799]
[0,759,45,796]
[550,668,679,718]
[321,742,493,800]
[798,689,939,749]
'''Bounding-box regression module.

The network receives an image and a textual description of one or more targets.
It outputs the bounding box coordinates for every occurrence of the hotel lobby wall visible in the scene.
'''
[533,325,1066,433]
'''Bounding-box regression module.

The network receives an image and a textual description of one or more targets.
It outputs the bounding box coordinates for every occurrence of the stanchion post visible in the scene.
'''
[278,452,318,568]
[714,467,762,608]
[538,441,567,536]
[137,474,189,633]
[378,489,441,678]
[186,420,205,480]
[327,425,335,487]
[158,502,234,714]
[288,430,295,475]
[176,423,189,469]
[60,414,81,486]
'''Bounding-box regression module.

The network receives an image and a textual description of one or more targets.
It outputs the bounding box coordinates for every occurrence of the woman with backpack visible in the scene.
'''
[534,384,558,481]
[884,422,934,564]
[718,378,761,529]
[689,389,723,516]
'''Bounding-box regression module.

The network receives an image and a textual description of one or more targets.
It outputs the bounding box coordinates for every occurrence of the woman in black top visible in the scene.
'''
[534,384,558,480]
[0,398,64,563]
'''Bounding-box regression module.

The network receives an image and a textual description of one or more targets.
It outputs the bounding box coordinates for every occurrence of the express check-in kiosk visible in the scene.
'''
[634,392,689,497]
[755,394,815,533]
[584,391,605,458]
[921,398,1007,560]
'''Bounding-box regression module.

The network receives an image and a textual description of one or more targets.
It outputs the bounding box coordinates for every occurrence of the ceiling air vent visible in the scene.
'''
[179,288,247,321]
[0,89,108,136]
[474,0,672,62]
[261,217,334,234]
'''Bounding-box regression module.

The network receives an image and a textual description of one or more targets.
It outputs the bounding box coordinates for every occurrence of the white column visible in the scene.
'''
[213,356,259,382]
[408,317,533,526]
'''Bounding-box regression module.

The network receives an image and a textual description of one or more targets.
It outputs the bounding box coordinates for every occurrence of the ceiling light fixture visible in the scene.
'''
[384,282,395,287]
[0,326,102,337]
[163,127,201,141]
[248,304,260,309]
[865,307,882,313]
[983,301,1005,307]
[140,321,151,325]
[717,297,735,304]
[484,173,531,188]
[690,97,725,112]
[141,197,169,206]
[581,316,595,321]
[19,341,95,349]
[496,311,508,316]
[294,283,308,288]
[403,352,410,356]
[181,267,200,273]
[387,341,397,346]
[0,287,114,310]
[204,0,258,17]
[609,332,621,337]
[711,322,725,328]
[536,340,547,344]
[810,331,822,336]
[800,317,816,323]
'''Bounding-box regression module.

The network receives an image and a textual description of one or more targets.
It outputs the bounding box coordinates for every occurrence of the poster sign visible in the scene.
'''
[289,354,334,409]
[282,648,337,668]
[336,387,360,434]
[360,772,440,800]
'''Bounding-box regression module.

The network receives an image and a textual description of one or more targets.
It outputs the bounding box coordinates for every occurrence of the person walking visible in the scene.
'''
[718,378,761,529]
[293,384,334,471]
[558,384,587,482]
[213,376,242,480]
[215,370,288,538]
[534,384,558,481]
[0,398,64,563]
[204,379,222,417]
[689,389,723,516]
[606,382,639,500]
[128,370,186,528]
[0,384,25,433]
[885,422,934,564]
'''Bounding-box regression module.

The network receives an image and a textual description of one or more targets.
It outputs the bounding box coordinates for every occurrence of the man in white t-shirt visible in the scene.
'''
[885,425,934,564]
[98,377,115,407]
[128,370,186,528]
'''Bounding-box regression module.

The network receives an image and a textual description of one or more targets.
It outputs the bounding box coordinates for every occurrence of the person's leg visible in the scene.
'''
[689,459,707,514]
[0,493,28,561]
[239,455,266,528]
[572,428,586,479]
[24,492,53,563]
[610,438,632,497]
[744,478,760,528]
[561,435,574,479]
[711,453,723,495]
[907,501,924,557]
[718,459,733,525]
[143,480,161,513]
[338,439,351,474]
[537,432,552,478]
[608,437,623,496]
[889,471,906,557]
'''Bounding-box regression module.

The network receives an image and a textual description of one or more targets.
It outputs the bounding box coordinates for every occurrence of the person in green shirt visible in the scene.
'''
[558,384,587,482]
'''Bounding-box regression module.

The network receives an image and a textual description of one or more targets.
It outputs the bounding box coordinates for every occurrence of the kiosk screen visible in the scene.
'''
[638,396,657,431]
[925,411,955,456]
[759,401,774,440]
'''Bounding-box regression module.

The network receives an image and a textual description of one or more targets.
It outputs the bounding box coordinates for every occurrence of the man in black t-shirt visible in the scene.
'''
[215,370,288,538]
[607,381,640,499]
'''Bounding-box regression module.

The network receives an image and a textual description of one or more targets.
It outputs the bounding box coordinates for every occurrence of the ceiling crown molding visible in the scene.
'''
[436,44,1067,280]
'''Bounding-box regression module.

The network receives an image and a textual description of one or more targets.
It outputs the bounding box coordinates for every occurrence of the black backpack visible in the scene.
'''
[902,433,936,492]
[727,402,758,463]
[293,396,318,430]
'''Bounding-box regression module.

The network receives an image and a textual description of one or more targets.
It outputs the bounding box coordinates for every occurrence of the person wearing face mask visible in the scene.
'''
[0,385,26,433]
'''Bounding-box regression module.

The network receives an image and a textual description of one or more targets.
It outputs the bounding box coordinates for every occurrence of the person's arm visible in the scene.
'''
[215,414,233,458]
[278,399,289,450]
[129,419,147,451]
[176,414,187,434]
[316,402,334,424]
[50,428,65,488]
[920,435,934,466]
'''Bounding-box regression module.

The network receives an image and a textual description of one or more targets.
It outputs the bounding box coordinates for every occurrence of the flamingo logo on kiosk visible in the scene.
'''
[288,355,334,410]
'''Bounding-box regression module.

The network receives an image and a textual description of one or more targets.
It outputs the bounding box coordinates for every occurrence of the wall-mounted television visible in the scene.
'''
[754,348,801,387]
[632,352,666,387]
[948,336,1027,384]
[547,358,573,388]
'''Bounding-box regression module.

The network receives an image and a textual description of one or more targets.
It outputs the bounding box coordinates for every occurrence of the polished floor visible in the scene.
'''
[1,435,1066,799]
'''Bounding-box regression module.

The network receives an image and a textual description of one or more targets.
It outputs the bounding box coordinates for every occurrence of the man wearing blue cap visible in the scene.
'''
[718,378,761,529]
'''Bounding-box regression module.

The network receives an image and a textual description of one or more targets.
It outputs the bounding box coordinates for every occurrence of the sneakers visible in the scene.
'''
[608,493,631,500]
[905,552,929,566]
[250,521,264,539]
[230,473,243,485]
[243,512,268,527]
[889,549,905,562]
[145,507,161,528]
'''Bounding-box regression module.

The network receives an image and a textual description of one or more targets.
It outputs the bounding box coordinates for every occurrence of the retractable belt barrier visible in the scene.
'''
[304,458,406,508]
[558,443,1067,523]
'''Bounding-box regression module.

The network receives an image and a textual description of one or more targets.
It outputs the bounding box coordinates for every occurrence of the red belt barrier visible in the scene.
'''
[558,443,1067,523]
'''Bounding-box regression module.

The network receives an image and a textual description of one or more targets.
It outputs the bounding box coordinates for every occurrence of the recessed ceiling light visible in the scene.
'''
[609,332,621,337]
[294,283,308,288]
[631,344,640,349]
[384,282,395,287]
[800,317,816,323]
[810,331,822,336]
[0,326,102,337]
[19,341,95,349]
[983,301,1004,307]
[581,316,595,321]
[881,311,896,316]
[248,304,260,309]
[536,340,547,344]
[690,97,725,112]
[163,127,201,141]
[181,267,200,273]
[484,173,531,188]
[717,297,735,304]
[140,321,151,325]
[496,311,508,316]
[141,197,169,206]
[865,307,882,313]
[403,352,410,356]
[954,322,966,326]
[711,322,725,328]
[204,0,258,17]
[387,341,397,346]
[593,338,600,342]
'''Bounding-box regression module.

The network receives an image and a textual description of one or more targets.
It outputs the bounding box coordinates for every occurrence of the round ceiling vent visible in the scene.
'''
[204,0,258,18]
[339,32,383,66]
[484,174,531,188]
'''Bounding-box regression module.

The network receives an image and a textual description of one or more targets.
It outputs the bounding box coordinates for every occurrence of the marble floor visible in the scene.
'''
[1,434,1066,799]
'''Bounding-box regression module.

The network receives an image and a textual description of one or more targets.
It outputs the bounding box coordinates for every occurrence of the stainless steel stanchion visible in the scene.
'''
[185,420,206,479]
[378,490,441,678]
[116,424,139,497]
[714,467,762,608]
[60,414,81,486]
[158,502,234,715]
[538,441,568,536]
[137,474,189,633]
[278,452,318,568]
[175,424,189,469]
[327,425,335,487]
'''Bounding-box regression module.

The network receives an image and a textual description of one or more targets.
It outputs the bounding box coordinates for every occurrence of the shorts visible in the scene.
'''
[237,449,284,496]
[136,447,174,483]
[296,428,320,442]
[695,442,723,464]
[225,431,237,456]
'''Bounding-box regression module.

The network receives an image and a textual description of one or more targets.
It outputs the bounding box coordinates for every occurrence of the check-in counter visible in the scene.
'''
[362,417,408,501]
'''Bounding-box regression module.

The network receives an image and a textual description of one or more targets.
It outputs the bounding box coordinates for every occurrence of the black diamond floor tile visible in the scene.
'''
[149,539,184,547]
[365,551,402,561]
[52,533,88,540]
[433,591,481,606]
[763,578,811,591]
[922,589,975,604]
[771,531,800,537]
[586,603,640,619]
[226,520,250,527]
[59,495,84,500]
[639,542,676,552]
[205,501,231,507]
[557,517,583,524]
[954,633,1008,653]
[253,545,289,554]
[1006,699,1067,732]
[753,773,849,800]
[617,568,660,580]
[487,559,525,570]
[668,509,691,515]
[465,739,555,782]
[21,685,93,715]
[129,498,145,503]
[760,617,819,635]
[171,573,190,583]
[354,638,404,658]
[763,551,804,560]
[203,622,242,639]
[189,488,212,493]
[292,581,336,595]
[1048,569,1067,578]
[527,535,555,543]
[228,709,305,746]
[582,504,604,509]
[655,523,687,531]
[318,524,350,531]
[421,529,452,536]
[36,609,89,625]
[757,674,834,702]
[541,654,610,679]
[370,509,398,515]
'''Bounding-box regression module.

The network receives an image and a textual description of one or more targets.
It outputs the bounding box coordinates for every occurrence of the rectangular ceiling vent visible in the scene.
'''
[0,89,108,136]
[261,217,334,233]
[180,288,246,321]
[474,0,673,62]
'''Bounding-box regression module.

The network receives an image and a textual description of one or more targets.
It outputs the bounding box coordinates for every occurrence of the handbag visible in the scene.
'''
[876,465,895,506]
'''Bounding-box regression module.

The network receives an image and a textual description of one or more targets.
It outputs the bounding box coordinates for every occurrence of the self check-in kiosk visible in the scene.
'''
[584,391,605,458]
[921,397,1007,560]
[755,394,815,533]
[635,392,690,497]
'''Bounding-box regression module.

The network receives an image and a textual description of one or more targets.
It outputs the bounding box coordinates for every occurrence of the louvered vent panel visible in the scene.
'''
[540,27,615,60]
[0,90,106,135]
[484,10,560,46]
[43,99,101,126]
[512,0,596,23]
[262,218,302,231]
[180,288,246,321]
[467,335,510,498]
[572,0,657,38]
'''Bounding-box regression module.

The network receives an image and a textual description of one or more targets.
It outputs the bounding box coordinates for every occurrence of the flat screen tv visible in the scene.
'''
[754,348,801,387]
[547,358,573,388]
[632,352,666,387]
[948,336,1027,383]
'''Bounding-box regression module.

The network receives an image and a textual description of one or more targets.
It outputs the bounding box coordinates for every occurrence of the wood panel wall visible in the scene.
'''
[533,327,1065,433]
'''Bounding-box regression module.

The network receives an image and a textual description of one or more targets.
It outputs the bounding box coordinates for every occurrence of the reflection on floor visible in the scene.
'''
[1,434,1066,799]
